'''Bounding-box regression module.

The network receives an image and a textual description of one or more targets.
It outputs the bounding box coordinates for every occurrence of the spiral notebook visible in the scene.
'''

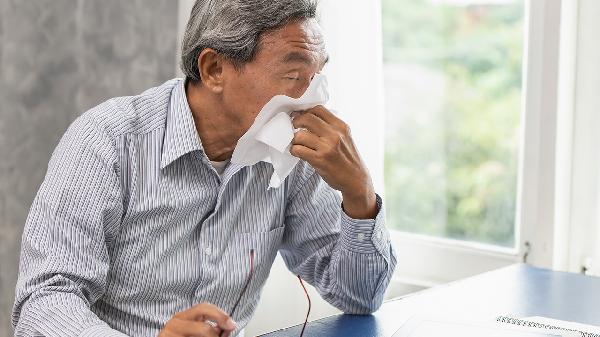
[392,317,577,337]
[496,316,600,337]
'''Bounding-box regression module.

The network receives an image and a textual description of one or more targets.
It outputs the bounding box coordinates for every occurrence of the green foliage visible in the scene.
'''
[383,0,523,247]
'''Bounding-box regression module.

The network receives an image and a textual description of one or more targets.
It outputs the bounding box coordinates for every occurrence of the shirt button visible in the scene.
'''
[357,233,365,242]
[204,246,212,255]
[376,231,382,240]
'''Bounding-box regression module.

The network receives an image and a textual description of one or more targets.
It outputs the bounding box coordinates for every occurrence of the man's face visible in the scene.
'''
[220,18,328,131]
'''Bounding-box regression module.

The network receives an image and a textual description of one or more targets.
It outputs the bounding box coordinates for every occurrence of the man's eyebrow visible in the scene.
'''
[281,52,329,67]
[281,52,313,66]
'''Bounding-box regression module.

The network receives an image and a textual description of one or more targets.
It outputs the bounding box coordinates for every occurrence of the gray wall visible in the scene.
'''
[0,1,178,335]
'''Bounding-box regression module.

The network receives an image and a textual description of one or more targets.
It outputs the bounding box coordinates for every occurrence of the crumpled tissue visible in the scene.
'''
[231,74,329,188]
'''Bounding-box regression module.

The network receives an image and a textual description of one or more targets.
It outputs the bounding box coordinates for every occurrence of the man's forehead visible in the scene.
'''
[260,20,328,64]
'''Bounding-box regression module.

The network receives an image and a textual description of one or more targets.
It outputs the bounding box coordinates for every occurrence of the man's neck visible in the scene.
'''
[185,80,246,162]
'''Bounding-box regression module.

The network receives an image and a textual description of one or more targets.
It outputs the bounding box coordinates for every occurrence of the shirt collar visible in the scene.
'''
[160,79,204,169]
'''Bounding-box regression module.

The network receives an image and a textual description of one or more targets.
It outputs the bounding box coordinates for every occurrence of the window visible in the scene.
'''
[382,0,524,248]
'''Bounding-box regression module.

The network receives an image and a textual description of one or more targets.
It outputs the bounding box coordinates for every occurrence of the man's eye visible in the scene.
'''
[285,77,300,81]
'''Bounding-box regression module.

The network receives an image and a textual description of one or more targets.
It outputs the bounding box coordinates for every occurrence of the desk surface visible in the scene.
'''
[261,264,600,337]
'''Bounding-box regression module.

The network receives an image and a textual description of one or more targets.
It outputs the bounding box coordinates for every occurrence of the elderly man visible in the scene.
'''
[12,0,396,336]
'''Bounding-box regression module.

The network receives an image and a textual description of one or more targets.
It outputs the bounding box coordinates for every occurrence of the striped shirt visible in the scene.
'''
[12,79,397,337]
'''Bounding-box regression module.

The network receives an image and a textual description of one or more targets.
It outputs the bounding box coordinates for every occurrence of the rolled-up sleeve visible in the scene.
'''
[12,116,128,337]
[280,165,397,314]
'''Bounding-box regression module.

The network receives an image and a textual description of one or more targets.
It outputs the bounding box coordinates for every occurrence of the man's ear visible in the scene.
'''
[197,48,225,94]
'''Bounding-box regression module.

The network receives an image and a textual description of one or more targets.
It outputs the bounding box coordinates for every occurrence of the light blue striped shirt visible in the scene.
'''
[12,79,396,337]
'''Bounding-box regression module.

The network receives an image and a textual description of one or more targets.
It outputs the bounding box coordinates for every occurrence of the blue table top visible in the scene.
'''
[260,264,600,337]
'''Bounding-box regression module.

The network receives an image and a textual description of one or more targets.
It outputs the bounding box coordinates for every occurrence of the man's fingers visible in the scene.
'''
[306,105,340,125]
[169,317,220,337]
[292,112,330,136]
[196,303,236,331]
[290,144,319,162]
[178,303,236,331]
[292,130,321,151]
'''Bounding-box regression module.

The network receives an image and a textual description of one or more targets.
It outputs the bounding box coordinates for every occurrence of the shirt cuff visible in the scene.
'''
[340,194,390,255]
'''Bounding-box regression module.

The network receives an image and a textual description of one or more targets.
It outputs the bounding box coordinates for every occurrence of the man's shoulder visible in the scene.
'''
[77,78,181,139]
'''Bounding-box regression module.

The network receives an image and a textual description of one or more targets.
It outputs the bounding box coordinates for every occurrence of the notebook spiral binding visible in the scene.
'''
[496,316,600,337]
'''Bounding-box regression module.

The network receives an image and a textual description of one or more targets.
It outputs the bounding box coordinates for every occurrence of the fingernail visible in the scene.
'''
[225,318,237,330]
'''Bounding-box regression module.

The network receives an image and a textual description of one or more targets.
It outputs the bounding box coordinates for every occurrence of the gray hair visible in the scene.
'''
[180,0,318,82]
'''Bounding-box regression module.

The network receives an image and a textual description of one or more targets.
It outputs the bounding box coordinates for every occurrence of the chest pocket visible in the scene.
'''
[233,226,285,278]
[204,226,285,318]
[231,227,284,285]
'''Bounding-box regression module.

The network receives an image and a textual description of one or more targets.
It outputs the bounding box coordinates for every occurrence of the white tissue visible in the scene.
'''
[231,74,329,188]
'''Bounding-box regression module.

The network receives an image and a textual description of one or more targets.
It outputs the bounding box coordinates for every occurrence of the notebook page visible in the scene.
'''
[393,319,577,337]
[525,317,600,335]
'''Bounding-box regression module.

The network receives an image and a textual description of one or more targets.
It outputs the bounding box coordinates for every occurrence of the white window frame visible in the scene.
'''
[388,0,564,287]
[555,0,600,276]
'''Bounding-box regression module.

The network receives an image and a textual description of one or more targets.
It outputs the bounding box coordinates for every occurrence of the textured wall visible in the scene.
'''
[0,1,178,335]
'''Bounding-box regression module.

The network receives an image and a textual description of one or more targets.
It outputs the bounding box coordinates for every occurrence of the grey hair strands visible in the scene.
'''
[180,0,318,82]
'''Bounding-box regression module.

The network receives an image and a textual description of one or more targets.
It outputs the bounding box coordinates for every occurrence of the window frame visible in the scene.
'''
[386,0,563,286]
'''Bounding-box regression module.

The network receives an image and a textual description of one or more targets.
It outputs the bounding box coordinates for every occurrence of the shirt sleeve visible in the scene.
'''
[12,116,128,337]
[280,165,397,314]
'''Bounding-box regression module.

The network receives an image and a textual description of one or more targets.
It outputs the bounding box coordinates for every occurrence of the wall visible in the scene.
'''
[0,1,178,336]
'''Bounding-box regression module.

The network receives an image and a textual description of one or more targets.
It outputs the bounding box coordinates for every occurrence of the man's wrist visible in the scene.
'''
[341,187,378,220]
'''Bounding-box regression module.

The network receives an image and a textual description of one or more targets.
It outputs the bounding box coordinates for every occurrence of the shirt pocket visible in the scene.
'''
[224,227,285,302]
[201,227,285,323]
[232,226,285,280]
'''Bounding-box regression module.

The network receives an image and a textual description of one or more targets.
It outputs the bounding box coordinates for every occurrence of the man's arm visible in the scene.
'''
[12,116,127,337]
[280,167,396,313]
[284,105,396,313]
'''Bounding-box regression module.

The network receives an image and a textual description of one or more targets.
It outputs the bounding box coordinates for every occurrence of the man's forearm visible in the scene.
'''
[14,290,128,337]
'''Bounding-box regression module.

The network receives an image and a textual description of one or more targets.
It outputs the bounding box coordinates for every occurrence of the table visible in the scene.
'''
[260,264,600,336]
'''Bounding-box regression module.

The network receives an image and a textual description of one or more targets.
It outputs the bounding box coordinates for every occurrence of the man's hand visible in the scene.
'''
[158,303,236,337]
[290,106,378,219]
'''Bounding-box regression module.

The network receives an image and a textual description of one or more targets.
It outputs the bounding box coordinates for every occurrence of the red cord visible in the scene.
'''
[297,275,311,337]
[221,253,311,337]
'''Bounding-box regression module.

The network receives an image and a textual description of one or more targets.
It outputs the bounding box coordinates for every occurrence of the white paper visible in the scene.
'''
[394,320,576,337]
[231,74,329,188]
[525,316,600,334]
